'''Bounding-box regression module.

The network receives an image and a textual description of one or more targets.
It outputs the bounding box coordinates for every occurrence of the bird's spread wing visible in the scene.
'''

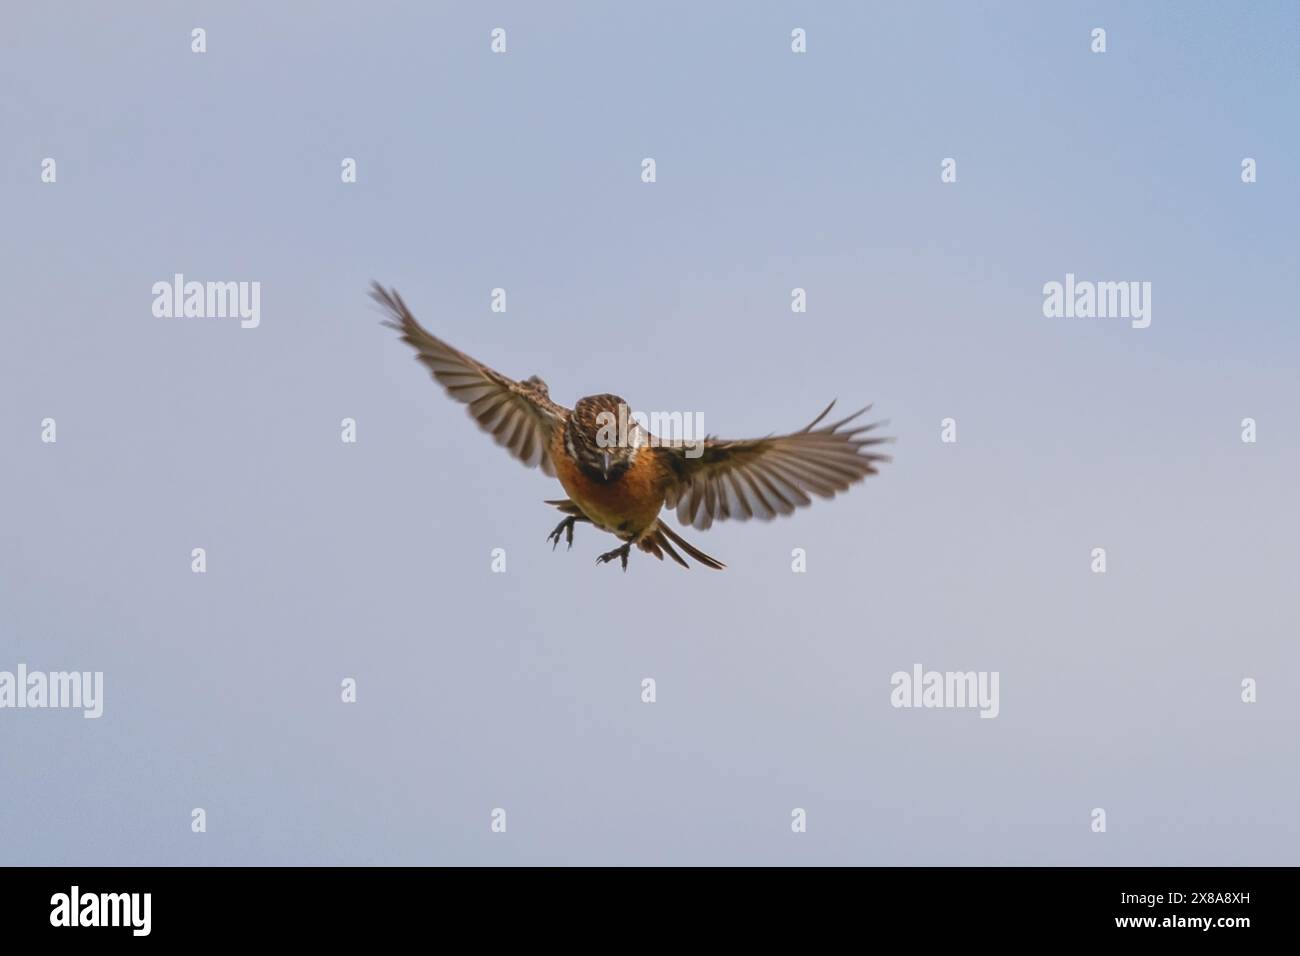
[371,283,567,476]
[659,402,891,530]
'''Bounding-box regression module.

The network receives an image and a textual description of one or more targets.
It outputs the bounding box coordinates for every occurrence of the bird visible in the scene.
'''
[371,283,892,571]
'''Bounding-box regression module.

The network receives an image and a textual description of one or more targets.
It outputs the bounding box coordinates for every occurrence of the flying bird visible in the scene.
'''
[371,283,891,570]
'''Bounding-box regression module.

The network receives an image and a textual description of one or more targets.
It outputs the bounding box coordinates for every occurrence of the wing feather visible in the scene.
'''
[371,283,566,476]
[661,401,891,529]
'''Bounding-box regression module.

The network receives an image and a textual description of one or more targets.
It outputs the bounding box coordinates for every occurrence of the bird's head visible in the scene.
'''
[568,394,644,481]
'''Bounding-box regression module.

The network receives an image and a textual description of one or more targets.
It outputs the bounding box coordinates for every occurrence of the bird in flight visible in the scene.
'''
[371,283,891,570]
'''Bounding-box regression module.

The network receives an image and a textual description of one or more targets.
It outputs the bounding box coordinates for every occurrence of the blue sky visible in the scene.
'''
[1,1,1297,864]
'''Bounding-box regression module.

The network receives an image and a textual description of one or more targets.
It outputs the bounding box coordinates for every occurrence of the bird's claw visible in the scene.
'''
[547,516,577,551]
[596,543,631,571]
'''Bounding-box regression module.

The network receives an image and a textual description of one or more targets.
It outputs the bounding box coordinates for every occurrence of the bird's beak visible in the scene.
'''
[602,451,611,479]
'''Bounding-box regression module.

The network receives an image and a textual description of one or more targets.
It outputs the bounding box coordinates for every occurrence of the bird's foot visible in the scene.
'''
[547,516,578,551]
[595,542,632,572]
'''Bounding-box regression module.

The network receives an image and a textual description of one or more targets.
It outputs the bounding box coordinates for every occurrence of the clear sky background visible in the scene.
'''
[2,1,1297,864]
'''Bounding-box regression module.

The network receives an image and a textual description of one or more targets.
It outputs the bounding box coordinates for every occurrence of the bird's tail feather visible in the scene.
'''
[656,522,726,570]
[548,499,726,570]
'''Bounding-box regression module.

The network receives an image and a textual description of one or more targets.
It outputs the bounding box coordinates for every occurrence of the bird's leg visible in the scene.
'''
[595,541,632,572]
[546,515,587,551]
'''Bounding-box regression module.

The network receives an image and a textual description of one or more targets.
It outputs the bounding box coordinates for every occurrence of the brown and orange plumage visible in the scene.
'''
[371,283,892,570]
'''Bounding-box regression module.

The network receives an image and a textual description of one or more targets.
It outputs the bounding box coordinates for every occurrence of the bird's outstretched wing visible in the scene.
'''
[659,402,891,530]
[371,283,568,476]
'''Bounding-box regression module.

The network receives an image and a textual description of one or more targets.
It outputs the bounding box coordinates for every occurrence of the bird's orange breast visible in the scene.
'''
[551,434,668,539]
